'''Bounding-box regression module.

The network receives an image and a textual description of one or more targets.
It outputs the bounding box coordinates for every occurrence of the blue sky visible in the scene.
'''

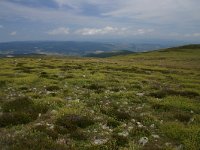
[0,0,200,42]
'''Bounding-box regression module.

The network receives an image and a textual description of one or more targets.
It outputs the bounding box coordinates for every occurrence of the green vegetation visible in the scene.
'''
[0,45,200,149]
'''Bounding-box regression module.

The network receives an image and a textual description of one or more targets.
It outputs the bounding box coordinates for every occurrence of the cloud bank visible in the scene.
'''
[0,0,199,42]
[47,27,70,35]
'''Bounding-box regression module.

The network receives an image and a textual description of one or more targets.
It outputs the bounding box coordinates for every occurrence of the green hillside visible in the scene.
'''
[0,45,200,150]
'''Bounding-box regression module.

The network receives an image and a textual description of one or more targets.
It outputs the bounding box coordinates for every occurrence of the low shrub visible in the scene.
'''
[0,112,35,127]
[56,114,94,130]
[46,85,60,91]
[174,112,191,122]
[0,97,49,127]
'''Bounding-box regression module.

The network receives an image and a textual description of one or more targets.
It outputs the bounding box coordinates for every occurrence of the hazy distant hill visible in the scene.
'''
[0,41,170,56]
[85,50,135,58]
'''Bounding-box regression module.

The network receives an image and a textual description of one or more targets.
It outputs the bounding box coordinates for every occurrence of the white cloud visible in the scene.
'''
[192,33,200,37]
[75,26,127,35]
[47,27,70,35]
[101,0,200,25]
[10,31,17,36]
[53,0,67,7]
[169,32,200,38]
[0,0,199,41]
[53,0,110,8]
[184,33,200,37]
[135,29,154,35]
[0,1,116,27]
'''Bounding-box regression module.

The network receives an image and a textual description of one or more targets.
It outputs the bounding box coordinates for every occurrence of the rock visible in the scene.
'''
[50,110,58,115]
[49,124,54,130]
[118,131,129,137]
[139,137,148,146]
[128,126,133,131]
[176,144,183,150]
[138,124,144,128]
[102,124,110,130]
[136,106,143,110]
[165,142,172,147]
[188,118,194,124]
[34,123,42,126]
[131,119,136,123]
[93,138,108,145]
[150,124,155,128]
[152,134,160,139]
[56,138,66,145]
[136,93,144,97]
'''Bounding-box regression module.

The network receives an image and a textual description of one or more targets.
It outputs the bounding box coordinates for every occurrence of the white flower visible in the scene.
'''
[34,123,42,126]
[128,126,133,131]
[136,106,143,110]
[49,125,54,130]
[118,131,129,137]
[123,102,128,105]
[93,138,108,145]
[57,138,66,145]
[131,119,136,123]
[50,110,57,115]
[165,142,172,147]
[38,113,41,117]
[102,124,109,130]
[136,93,144,96]
[138,124,144,128]
[121,123,127,127]
[138,137,148,146]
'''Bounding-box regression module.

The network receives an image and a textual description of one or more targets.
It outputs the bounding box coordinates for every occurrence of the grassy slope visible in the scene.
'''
[0,45,200,150]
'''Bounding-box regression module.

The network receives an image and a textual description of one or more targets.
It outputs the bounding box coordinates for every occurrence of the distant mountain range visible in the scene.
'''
[0,41,179,57]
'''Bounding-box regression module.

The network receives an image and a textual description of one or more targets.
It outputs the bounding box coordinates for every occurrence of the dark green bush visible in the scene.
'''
[40,71,48,78]
[5,131,68,150]
[2,97,34,112]
[19,86,29,91]
[101,108,131,121]
[0,97,49,127]
[149,89,199,99]
[152,103,171,111]
[107,119,120,128]
[174,112,191,122]
[33,125,58,140]
[112,133,129,147]
[0,80,7,88]
[46,85,60,91]
[70,129,88,141]
[0,112,35,127]
[84,83,106,93]
[56,114,94,130]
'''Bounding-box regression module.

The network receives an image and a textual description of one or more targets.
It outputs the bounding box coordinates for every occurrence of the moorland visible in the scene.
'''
[0,45,200,150]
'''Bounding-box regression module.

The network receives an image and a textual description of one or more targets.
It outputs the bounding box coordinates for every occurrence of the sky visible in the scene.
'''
[0,0,200,43]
